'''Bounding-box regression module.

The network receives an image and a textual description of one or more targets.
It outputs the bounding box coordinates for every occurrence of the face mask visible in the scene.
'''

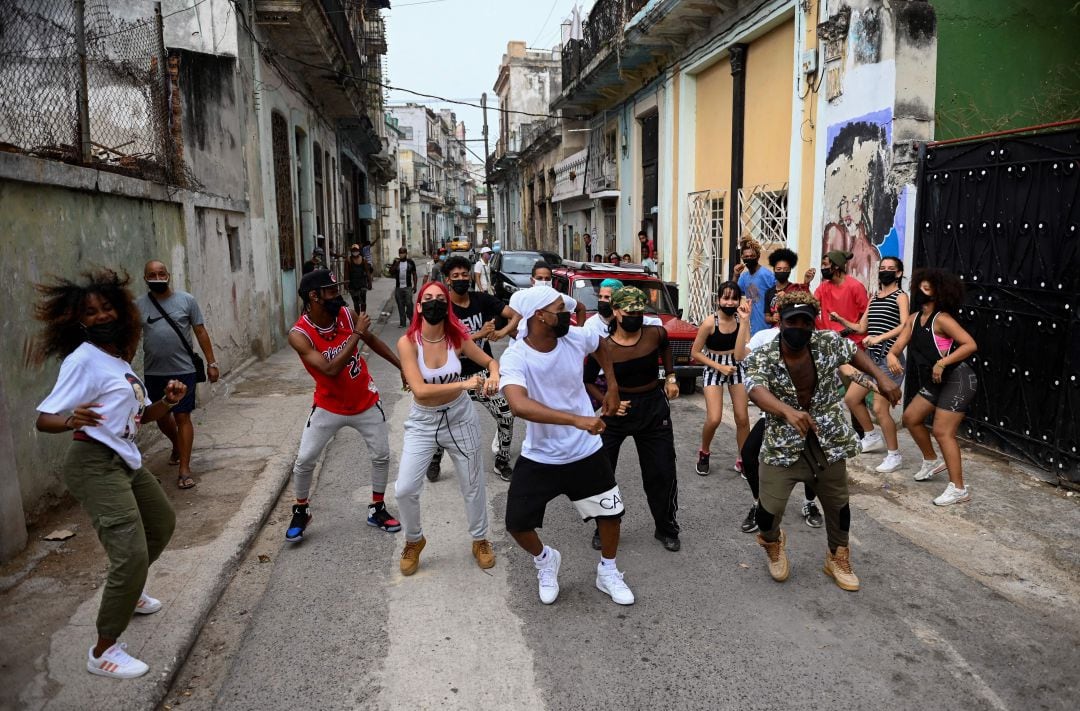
[439,255,447,262]
[774,271,791,284]
[743,258,758,270]
[421,299,448,325]
[596,301,613,319]
[322,296,346,317]
[781,326,812,351]
[820,267,834,280]
[534,278,552,287]
[493,246,501,253]
[911,290,932,310]
[146,279,169,295]
[719,305,738,316]
[620,314,644,332]
[450,279,470,295]
[878,271,898,286]
[83,321,120,346]
[351,251,360,257]
[548,311,571,338]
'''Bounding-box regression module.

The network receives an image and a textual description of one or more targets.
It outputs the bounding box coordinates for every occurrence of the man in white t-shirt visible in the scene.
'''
[499,285,635,606]
[473,246,494,294]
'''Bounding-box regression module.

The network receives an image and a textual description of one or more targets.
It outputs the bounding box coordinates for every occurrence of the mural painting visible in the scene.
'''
[822,108,901,288]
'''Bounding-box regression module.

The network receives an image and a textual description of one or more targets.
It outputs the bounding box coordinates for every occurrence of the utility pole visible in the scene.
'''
[74,0,91,163]
[481,92,495,245]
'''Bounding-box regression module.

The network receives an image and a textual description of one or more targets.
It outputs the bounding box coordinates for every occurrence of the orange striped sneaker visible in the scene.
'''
[87,642,149,679]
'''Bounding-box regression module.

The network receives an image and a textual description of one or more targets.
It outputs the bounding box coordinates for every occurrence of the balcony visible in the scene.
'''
[427,139,443,158]
[361,18,387,55]
[254,0,367,118]
[557,0,737,115]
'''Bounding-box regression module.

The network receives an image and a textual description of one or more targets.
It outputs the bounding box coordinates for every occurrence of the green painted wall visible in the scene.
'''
[0,180,185,512]
[935,0,1080,140]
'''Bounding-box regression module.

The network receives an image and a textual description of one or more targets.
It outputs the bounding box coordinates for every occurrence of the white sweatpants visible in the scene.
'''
[292,404,390,501]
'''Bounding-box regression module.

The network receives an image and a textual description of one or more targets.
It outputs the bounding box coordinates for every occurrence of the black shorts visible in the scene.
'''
[504,449,625,532]
[918,361,977,413]
[146,373,197,414]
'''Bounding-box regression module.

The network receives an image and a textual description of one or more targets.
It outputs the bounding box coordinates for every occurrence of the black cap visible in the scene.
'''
[313,246,325,255]
[779,302,818,321]
[298,269,338,298]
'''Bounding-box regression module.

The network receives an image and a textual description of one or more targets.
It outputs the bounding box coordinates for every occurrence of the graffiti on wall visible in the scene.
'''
[822,108,902,288]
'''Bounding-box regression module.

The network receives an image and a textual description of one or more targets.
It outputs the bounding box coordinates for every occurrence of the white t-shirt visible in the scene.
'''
[499,327,602,464]
[744,327,779,414]
[37,343,152,469]
[473,260,492,293]
[582,312,662,340]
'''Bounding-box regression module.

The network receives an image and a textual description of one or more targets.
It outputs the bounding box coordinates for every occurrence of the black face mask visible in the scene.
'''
[421,299,448,325]
[549,311,571,338]
[146,280,169,295]
[596,301,613,319]
[449,279,471,295]
[878,271,898,286]
[719,305,738,316]
[83,321,121,346]
[774,271,791,284]
[911,290,932,311]
[743,259,758,270]
[820,267,834,280]
[781,326,813,351]
[322,296,347,318]
[620,314,644,332]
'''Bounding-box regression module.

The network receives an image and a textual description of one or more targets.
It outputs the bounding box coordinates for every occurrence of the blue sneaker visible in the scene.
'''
[367,501,402,532]
[285,504,311,542]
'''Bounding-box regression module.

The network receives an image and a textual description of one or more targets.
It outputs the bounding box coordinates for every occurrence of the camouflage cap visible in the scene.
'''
[611,286,647,312]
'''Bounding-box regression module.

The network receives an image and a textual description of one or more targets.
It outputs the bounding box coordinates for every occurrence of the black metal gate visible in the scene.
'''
[913,124,1080,485]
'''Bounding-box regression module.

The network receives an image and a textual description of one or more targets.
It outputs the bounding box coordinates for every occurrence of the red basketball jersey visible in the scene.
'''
[290,309,379,415]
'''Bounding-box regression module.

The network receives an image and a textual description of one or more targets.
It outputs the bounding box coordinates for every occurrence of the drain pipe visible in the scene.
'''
[728,43,748,275]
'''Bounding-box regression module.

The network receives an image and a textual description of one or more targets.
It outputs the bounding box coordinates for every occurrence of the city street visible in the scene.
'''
[160,310,1080,711]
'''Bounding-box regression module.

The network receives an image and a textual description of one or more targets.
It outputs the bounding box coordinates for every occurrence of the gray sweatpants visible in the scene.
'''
[292,404,390,501]
[395,391,488,542]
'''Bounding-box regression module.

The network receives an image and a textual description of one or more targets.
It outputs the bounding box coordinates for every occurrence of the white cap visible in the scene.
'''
[480,246,492,254]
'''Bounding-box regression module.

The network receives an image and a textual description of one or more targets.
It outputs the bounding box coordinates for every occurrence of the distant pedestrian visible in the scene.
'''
[887,268,978,506]
[346,243,374,312]
[285,269,404,543]
[35,268,182,679]
[637,230,653,262]
[583,286,682,553]
[136,260,218,490]
[733,238,776,335]
[621,253,632,264]
[425,247,448,285]
[583,232,593,261]
[394,281,500,575]
[473,246,494,294]
[642,249,658,274]
[691,281,751,475]
[302,246,325,274]
[607,252,621,266]
[743,291,901,591]
[500,285,635,606]
[391,247,417,328]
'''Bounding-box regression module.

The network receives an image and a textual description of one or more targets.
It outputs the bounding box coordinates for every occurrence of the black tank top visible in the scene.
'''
[911,311,955,383]
[705,313,738,352]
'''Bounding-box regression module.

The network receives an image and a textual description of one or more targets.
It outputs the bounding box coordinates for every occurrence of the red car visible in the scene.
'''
[551,261,702,394]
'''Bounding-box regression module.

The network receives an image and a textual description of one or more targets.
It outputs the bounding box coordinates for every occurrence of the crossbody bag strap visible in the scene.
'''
[148,293,198,362]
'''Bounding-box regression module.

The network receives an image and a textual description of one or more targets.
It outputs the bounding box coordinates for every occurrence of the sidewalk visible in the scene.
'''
[0,278,400,711]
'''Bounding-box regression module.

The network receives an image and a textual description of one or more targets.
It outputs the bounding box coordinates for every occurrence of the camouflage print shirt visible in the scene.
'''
[743,330,859,467]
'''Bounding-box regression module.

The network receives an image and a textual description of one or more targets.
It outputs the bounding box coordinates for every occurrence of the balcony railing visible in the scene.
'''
[562,0,649,88]
[427,139,443,158]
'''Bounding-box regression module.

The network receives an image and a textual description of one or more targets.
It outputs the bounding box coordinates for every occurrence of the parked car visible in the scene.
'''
[449,237,471,252]
[551,260,702,394]
[489,250,549,300]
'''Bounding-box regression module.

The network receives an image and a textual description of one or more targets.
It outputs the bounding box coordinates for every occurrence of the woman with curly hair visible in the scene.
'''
[887,268,978,505]
[763,247,816,327]
[34,269,186,679]
[734,237,776,335]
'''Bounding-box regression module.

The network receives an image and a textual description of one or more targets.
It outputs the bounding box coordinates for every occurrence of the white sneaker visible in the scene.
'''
[133,590,162,615]
[535,547,561,605]
[491,434,500,456]
[595,564,635,605]
[860,431,885,453]
[914,458,946,481]
[87,642,149,679]
[875,452,903,473]
[934,482,971,506]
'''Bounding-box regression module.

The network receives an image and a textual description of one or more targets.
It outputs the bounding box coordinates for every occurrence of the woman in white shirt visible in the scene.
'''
[395,280,501,576]
[35,269,187,680]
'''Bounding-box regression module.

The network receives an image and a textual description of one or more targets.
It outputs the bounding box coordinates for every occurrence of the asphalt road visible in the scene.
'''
[177,318,1080,711]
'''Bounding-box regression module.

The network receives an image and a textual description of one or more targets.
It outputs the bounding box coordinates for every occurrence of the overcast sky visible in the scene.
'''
[386,0,591,161]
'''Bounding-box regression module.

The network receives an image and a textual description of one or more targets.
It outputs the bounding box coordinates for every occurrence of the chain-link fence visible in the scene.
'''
[0,0,184,184]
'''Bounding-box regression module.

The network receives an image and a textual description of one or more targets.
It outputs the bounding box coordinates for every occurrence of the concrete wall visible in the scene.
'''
[935,0,1080,140]
[177,50,246,200]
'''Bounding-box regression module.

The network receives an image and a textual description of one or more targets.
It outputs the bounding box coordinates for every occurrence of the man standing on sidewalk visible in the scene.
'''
[391,247,417,328]
[346,243,373,313]
[742,292,900,591]
[136,260,219,490]
[285,269,405,543]
[473,246,494,294]
[499,285,635,606]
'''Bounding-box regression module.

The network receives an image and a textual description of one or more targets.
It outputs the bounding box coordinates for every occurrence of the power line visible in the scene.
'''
[530,0,562,49]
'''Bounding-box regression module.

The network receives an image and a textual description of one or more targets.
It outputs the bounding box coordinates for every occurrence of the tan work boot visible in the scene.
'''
[472,539,496,569]
[756,530,790,582]
[400,536,426,576]
[824,545,860,591]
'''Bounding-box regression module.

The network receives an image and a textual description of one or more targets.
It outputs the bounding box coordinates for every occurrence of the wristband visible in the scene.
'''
[666,375,677,383]
[207,362,219,368]
[161,397,180,409]
[65,415,75,430]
